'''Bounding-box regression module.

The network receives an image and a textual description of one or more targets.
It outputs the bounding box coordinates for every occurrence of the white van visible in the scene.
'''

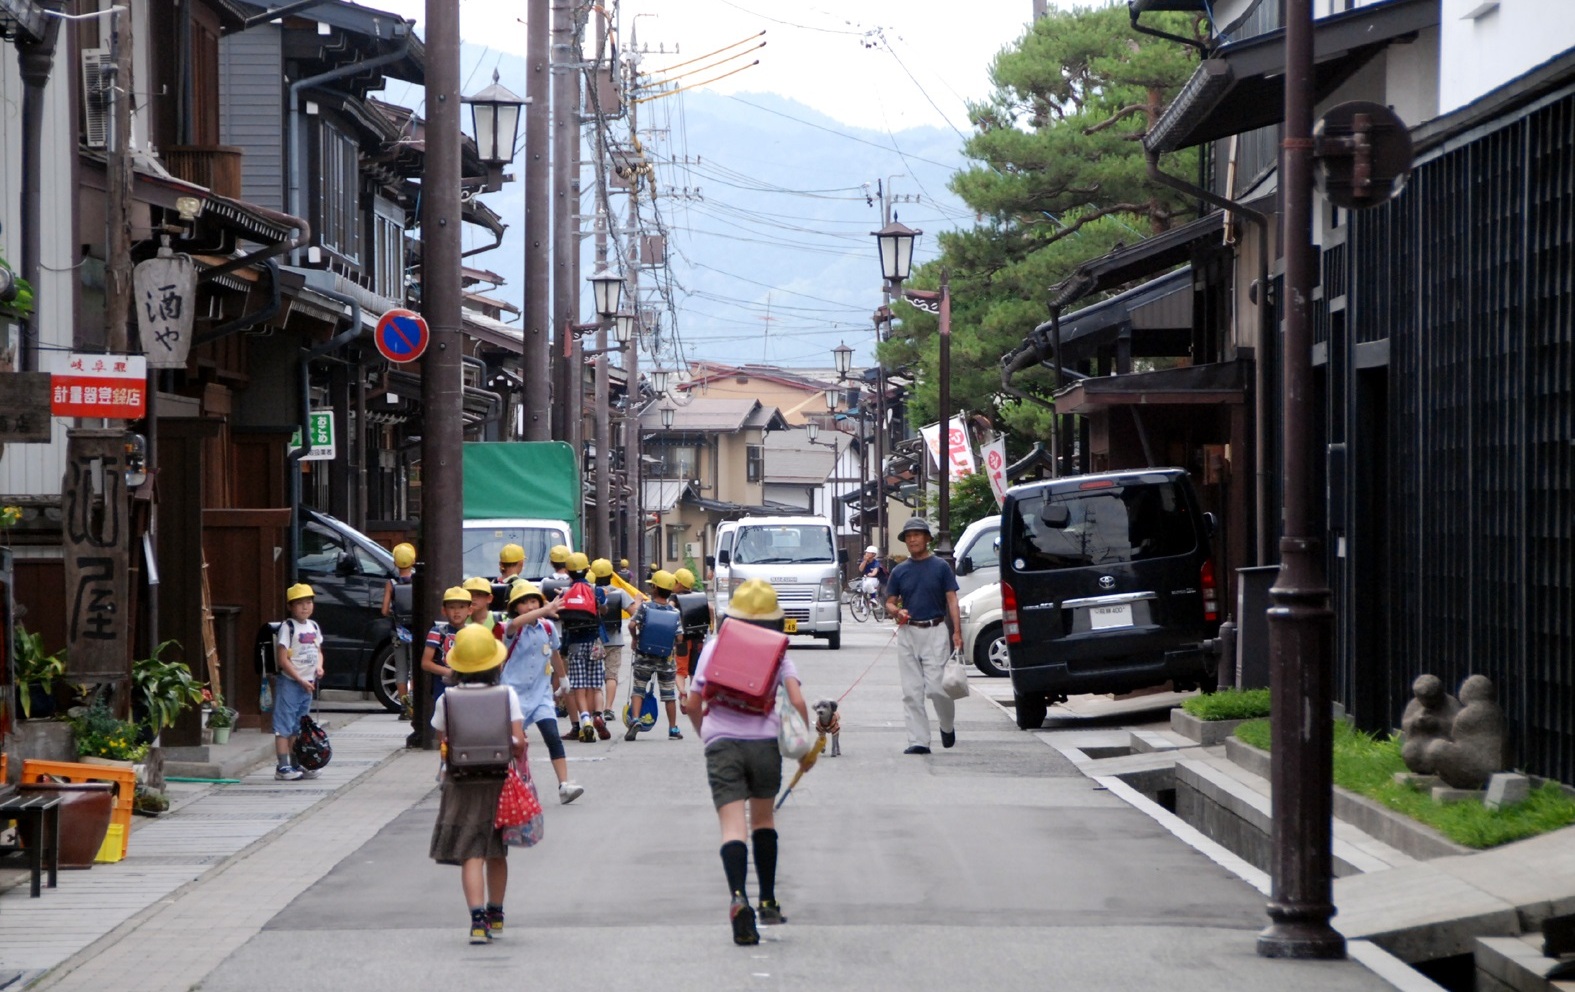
[713,515,845,649]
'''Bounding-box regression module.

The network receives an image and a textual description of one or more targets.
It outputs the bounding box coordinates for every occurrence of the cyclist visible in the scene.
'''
[857,545,887,617]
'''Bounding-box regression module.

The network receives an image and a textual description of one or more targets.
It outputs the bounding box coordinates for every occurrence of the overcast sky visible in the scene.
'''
[374,0,1035,133]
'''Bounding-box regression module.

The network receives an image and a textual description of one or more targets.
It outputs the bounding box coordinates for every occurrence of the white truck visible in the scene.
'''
[713,515,845,650]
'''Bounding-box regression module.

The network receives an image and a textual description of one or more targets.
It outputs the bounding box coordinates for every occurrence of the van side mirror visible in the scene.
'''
[335,552,358,576]
[955,555,974,576]
[1039,503,1071,528]
[1203,511,1218,536]
[717,549,730,566]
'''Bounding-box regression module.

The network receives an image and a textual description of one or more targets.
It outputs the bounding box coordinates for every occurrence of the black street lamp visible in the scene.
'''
[463,70,525,192]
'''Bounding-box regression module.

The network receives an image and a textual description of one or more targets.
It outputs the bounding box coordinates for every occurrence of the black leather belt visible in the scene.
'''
[907,617,946,628]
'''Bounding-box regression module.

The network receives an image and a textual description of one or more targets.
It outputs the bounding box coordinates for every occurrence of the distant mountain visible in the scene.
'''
[389,49,975,372]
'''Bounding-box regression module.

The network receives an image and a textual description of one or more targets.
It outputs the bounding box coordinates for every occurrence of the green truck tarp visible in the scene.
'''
[462,442,581,546]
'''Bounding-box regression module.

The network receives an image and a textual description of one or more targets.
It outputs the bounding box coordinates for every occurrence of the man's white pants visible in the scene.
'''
[897,623,954,749]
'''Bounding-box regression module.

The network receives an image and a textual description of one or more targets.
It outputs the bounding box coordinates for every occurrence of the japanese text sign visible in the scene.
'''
[289,411,336,461]
[981,436,1009,507]
[920,415,977,482]
[63,429,129,677]
[134,250,198,369]
[51,352,146,419]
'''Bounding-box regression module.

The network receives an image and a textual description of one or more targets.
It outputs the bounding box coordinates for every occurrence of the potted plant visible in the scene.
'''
[131,639,204,740]
[206,689,236,744]
[67,693,151,767]
[14,624,67,719]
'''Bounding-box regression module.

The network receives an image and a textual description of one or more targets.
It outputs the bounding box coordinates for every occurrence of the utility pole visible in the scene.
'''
[591,10,612,561]
[624,28,644,579]
[523,0,551,440]
[415,0,465,748]
[105,5,133,355]
[552,0,578,457]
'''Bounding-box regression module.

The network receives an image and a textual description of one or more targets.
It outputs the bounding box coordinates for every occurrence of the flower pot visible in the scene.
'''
[19,781,114,868]
[211,726,231,744]
[78,755,135,770]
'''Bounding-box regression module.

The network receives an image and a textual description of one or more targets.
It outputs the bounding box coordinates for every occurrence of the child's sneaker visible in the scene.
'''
[557,781,584,805]
[578,722,596,743]
[469,910,491,944]
[485,906,504,938]
[757,899,787,925]
[275,765,303,781]
[669,726,684,740]
[592,713,610,740]
[601,708,616,723]
[299,768,320,780]
[623,720,640,742]
[730,894,759,945]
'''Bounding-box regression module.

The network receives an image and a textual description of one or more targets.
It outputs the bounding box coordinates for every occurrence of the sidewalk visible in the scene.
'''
[0,714,416,988]
[971,678,1575,991]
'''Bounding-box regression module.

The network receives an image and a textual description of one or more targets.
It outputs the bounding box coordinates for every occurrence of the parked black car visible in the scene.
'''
[254,507,403,712]
[1001,468,1220,730]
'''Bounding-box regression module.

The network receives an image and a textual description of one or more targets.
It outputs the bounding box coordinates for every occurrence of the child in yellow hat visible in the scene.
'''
[273,583,325,781]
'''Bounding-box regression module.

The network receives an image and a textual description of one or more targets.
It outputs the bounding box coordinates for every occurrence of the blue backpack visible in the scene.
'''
[635,603,680,658]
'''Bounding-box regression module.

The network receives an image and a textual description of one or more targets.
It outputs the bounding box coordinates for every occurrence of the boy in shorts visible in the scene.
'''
[623,569,683,741]
[274,583,326,780]
[685,579,810,945]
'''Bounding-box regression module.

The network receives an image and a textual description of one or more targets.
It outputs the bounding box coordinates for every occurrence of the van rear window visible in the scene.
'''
[1009,482,1196,571]
[733,525,835,565]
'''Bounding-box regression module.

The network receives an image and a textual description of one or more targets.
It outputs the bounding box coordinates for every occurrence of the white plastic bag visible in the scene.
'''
[777,684,812,759]
[941,650,970,700]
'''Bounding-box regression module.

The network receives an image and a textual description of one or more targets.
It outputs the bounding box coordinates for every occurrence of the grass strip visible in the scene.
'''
[1180,687,1271,721]
[1234,718,1575,849]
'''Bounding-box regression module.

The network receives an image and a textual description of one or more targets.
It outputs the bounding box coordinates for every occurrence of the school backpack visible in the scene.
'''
[635,602,680,659]
[293,714,332,771]
[701,619,787,715]
[597,587,627,626]
[442,685,514,778]
[556,579,602,634]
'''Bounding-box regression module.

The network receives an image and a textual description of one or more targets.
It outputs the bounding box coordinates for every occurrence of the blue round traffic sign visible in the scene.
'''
[375,308,430,363]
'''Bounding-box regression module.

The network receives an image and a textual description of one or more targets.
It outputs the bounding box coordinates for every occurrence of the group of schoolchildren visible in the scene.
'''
[366,538,811,948]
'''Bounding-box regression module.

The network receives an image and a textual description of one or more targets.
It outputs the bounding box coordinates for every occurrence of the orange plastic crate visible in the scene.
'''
[21,759,136,860]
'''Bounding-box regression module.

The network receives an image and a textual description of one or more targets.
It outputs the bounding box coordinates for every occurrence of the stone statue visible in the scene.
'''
[1423,675,1507,790]
[1399,674,1461,775]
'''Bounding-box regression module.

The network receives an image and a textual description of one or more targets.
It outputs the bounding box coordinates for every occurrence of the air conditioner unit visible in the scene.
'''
[82,49,114,150]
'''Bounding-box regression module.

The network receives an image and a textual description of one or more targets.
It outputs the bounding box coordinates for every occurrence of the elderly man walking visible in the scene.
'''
[884,518,962,755]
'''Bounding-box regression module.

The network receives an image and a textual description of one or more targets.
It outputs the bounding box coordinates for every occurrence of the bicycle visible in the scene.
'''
[845,579,869,622]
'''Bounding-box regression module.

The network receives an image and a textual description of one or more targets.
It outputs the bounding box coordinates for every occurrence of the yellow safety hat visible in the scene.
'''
[724,578,783,621]
[566,551,591,572]
[446,623,506,673]
[498,543,525,565]
[590,557,615,578]
[674,567,696,589]
[549,544,571,564]
[442,586,472,605]
[649,569,676,592]
[286,583,316,602]
[508,580,545,607]
[463,576,494,596]
[393,543,416,569]
[619,558,629,568]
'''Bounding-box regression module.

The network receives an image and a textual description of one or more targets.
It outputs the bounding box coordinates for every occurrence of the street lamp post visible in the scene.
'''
[902,280,953,561]
[872,221,920,559]
[588,269,623,560]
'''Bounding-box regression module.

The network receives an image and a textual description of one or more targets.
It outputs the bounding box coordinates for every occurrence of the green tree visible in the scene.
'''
[883,3,1201,446]
[924,471,999,538]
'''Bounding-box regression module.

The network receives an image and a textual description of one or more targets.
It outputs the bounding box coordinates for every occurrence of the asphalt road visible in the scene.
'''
[195,620,1397,991]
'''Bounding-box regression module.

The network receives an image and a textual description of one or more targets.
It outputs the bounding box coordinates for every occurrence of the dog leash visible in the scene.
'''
[835,626,899,704]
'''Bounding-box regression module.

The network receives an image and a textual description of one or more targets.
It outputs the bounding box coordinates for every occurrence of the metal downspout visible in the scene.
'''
[1145,150,1274,563]
[289,43,411,264]
[288,284,362,582]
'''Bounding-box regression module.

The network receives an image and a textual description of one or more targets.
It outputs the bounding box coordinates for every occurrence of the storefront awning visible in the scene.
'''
[1038,265,1196,366]
[1054,359,1250,416]
[1144,0,1439,154]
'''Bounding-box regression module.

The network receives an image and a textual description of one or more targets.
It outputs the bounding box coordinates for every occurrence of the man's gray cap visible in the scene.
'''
[898,517,934,538]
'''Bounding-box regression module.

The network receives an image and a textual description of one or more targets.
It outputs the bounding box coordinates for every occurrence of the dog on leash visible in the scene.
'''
[813,699,841,757]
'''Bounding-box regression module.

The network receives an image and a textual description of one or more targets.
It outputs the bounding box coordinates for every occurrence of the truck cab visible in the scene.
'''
[461,519,575,582]
[713,516,845,650]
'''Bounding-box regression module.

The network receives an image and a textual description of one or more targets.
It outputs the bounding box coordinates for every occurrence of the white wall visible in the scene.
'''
[1438,0,1575,113]
[0,33,78,499]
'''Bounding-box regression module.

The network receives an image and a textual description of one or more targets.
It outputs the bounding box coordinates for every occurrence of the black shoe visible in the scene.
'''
[940,729,956,749]
[624,721,639,742]
[757,899,787,925]
[730,895,760,945]
[903,745,931,755]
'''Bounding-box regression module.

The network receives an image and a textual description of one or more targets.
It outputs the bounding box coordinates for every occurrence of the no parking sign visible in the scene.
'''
[375,309,429,363]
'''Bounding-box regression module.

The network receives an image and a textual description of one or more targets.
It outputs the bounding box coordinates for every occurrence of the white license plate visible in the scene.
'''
[1089,604,1133,630]
[783,618,798,634]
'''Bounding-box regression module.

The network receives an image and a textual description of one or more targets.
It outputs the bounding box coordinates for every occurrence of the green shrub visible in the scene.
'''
[1232,718,1575,848]
[1181,688,1271,721]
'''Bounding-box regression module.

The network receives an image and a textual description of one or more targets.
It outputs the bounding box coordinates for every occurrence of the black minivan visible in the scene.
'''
[1001,468,1220,730]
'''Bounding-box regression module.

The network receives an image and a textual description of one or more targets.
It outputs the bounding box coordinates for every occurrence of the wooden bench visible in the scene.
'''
[0,791,62,897]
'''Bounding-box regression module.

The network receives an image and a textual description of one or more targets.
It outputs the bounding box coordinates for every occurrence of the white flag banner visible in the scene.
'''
[920,414,976,481]
[980,436,1009,507]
